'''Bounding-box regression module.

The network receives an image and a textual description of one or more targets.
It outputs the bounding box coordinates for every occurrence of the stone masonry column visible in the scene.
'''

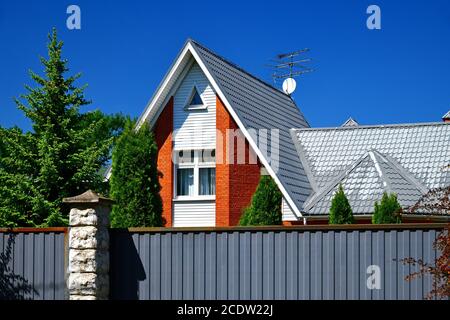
[63,190,113,300]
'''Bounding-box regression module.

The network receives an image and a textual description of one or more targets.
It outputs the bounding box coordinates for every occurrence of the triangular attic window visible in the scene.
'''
[190,89,202,106]
[185,86,206,110]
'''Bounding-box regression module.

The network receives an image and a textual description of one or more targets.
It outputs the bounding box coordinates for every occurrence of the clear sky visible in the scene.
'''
[1,0,449,131]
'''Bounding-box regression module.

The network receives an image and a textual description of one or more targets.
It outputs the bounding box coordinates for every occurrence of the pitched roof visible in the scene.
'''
[137,39,312,218]
[443,110,450,120]
[63,190,113,205]
[303,150,427,214]
[341,117,359,127]
[190,40,312,210]
[293,122,450,215]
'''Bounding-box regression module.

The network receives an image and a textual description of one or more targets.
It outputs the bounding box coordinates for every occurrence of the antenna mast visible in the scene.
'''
[268,48,314,95]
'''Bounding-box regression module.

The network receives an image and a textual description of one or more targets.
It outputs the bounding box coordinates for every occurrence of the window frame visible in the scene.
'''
[173,149,216,201]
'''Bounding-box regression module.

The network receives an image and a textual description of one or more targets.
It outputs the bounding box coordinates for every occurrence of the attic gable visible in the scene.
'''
[135,39,312,219]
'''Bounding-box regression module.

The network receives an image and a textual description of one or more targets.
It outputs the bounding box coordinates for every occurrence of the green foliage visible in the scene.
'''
[329,184,354,224]
[239,175,282,226]
[372,192,402,224]
[109,120,163,228]
[0,28,126,227]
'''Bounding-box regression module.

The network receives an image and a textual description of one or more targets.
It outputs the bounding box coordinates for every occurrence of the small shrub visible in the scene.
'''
[372,192,402,224]
[239,175,282,226]
[329,184,354,224]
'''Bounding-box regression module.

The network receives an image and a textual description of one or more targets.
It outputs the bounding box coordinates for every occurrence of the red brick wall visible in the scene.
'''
[216,95,261,226]
[154,97,174,227]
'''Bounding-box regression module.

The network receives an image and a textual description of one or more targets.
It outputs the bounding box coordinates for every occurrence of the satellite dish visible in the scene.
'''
[282,77,296,95]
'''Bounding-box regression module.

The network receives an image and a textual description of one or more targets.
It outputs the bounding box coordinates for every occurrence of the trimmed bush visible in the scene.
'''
[239,175,282,226]
[329,184,354,224]
[110,120,163,227]
[372,192,402,224]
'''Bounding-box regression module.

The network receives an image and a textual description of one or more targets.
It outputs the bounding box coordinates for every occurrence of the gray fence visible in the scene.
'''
[110,224,444,300]
[0,228,67,300]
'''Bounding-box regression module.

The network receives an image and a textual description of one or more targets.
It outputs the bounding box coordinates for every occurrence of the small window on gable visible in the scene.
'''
[185,86,207,110]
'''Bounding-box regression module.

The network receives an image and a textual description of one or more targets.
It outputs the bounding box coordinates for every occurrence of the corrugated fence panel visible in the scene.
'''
[298,231,310,300]
[239,232,251,299]
[334,231,347,299]
[410,230,423,300]
[423,230,437,300]
[0,230,66,300]
[286,231,298,300]
[109,226,444,300]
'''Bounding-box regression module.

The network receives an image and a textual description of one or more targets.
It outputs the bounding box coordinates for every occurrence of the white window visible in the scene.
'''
[174,149,215,200]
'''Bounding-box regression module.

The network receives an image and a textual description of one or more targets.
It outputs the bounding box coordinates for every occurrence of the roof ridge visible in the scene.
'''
[295,121,449,132]
[443,110,450,119]
[368,150,392,194]
[290,129,318,192]
[302,152,373,211]
[303,149,425,213]
[303,149,430,214]
[189,39,292,100]
[372,150,429,195]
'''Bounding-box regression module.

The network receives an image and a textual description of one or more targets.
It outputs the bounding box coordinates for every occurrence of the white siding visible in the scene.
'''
[172,62,216,227]
[173,201,216,227]
[173,62,216,150]
[282,197,298,221]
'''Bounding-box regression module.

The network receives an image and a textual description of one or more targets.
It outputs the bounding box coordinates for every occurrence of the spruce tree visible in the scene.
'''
[329,184,354,224]
[0,29,125,227]
[239,175,282,226]
[372,192,402,224]
[109,120,163,227]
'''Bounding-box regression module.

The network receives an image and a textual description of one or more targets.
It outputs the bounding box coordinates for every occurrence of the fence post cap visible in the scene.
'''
[63,190,114,205]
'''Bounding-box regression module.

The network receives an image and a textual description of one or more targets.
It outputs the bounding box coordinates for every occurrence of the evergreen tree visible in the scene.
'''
[329,184,354,224]
[109,120,163,227]
[372,192,402,224]
[239,175,282,226]
[0,29,125,227]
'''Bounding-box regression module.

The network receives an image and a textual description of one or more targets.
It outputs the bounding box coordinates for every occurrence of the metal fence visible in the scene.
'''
[0,228,67,300]
[110,224,444,300]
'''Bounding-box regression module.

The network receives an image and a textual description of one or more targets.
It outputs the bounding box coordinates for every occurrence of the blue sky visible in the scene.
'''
[1,0,449,130]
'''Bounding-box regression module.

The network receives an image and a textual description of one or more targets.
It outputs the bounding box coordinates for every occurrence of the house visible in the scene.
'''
[135,39,450,227]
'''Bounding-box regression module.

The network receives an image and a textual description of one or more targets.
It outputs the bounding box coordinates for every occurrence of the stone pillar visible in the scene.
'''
[63,190,113,300]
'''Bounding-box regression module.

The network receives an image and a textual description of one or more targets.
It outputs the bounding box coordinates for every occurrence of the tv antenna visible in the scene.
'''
[268,48,314,95]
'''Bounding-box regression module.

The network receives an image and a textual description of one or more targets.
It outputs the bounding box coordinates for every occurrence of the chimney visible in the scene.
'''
[443,111,450,123]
